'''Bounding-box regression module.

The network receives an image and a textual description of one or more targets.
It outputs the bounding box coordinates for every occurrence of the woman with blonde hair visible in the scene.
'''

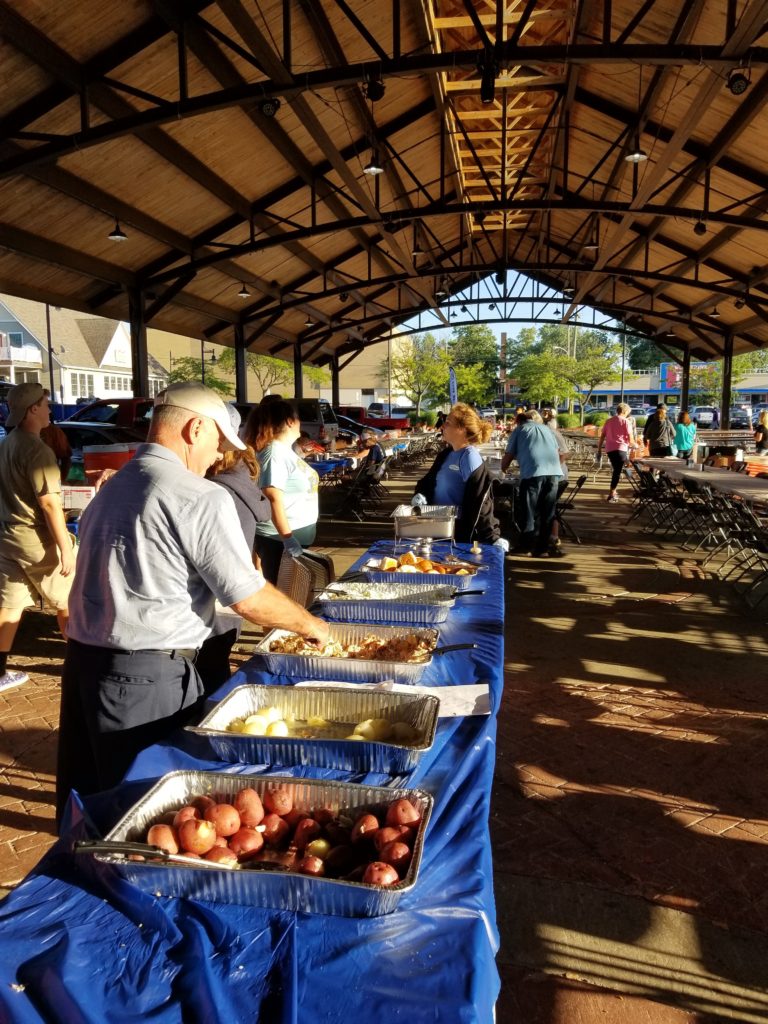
[413,403,500,543]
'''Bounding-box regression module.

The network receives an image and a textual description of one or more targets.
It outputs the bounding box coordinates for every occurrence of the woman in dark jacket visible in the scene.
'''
[413,403,499,544]
[643,405,676,457]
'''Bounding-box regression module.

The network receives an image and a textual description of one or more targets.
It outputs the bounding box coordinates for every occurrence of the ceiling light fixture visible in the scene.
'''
[435,281,448,298]
[727,67,751,96]
[363,150,384,176]
[339,291,348,302]
[257,97,281,118]
[734,297,745,309]
[108,219,127,242]
[237,283,250,298]
[460,305,468,313]
[478,59,497,105]
[624,144,648,164]
[304,315,314,327]
[693,220,707,236]
[365,78,385,102]
[488,302,496,311]
[710,306,721,318]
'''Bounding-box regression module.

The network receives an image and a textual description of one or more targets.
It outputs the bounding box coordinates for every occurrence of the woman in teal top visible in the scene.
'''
[674,410,697,458]
[245,400,319,585]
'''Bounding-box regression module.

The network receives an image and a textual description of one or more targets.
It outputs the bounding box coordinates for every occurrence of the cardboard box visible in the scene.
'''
[61,486,96,511]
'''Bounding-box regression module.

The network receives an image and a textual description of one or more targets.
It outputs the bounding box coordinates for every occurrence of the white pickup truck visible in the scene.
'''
[691,406,717,428]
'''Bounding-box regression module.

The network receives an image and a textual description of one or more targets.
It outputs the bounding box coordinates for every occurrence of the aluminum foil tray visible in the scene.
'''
[360,558,478,591]
[188,684,439,772]
[99,770,432,917]
[393,504,456,540]
[254,624,440,684]
[316,582,456,624]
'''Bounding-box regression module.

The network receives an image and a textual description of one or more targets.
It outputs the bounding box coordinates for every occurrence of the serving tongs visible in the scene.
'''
[74,839,290,871]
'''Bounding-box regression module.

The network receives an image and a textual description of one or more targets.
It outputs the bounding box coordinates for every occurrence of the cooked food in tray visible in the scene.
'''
[368,551,475,576]
[226,705,424,745]
[268,630,435,663]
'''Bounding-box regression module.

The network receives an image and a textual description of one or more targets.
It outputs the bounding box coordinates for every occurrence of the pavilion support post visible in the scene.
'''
[234,324,247,402]
[128,287,149,396]
[331,353,340,408]
[293,343,304,398]
[720,333,733,430]
[680,344,691,412]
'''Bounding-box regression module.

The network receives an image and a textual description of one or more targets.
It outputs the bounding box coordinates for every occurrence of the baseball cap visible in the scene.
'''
[153,382,246,451]
[5,382,45,428]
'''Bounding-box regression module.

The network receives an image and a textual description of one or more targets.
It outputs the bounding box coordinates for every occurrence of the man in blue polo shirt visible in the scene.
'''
[501,410,563,556]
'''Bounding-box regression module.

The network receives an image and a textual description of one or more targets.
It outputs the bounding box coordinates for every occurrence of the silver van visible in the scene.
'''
[295,398,339,444]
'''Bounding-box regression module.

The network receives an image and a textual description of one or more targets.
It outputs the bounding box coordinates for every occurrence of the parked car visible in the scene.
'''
[728,406,752,428]
[55,422,145,476]
[65,397,155,436]
[691,406,717,429]
[335,414,384,437]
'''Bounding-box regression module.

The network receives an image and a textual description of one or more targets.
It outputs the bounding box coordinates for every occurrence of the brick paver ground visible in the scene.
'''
[1,459,767,1021]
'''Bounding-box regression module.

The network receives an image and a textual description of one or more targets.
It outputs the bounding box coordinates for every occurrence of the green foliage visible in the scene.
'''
[585,411,610,426]
[167,358,232,397]
[633,415,647,427]
[558,413,580,429]
[303,364,330,390]
[410,410,436,426]
[216,348,292,397]
[626,334,665,371]
[381,332,446,412]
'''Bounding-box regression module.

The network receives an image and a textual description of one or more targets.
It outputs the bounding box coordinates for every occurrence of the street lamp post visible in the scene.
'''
[200,342,217,385]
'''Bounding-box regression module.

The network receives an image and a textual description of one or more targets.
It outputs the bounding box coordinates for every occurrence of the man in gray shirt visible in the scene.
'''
[56,382,329,821]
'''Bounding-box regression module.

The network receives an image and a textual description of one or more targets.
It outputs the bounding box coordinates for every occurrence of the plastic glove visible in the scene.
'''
[493,537,510,553]
[411,493,428,508]
[283,535,303,558]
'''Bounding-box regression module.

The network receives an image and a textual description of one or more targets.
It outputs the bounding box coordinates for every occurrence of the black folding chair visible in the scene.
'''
[555,474,587,544]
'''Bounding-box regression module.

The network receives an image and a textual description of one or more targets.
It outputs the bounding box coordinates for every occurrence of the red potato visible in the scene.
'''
[261,813,290,847]
[363,861,400,887]
[233,788,264,828]
[263,787,293,817]
[191,795,217,814]
[213,835,228,848]
[204,846,238,866]
[379,840,412,873]
[146,823,179,855]
[323,845,356,877]
[373,825,412,853]
[178,817,218,855]
[292,817,321,850]
[172,805,200,828]
[229,827,264,861]
[298,855,325,876]
[204,802,241,837]
[324,821,352,847]
[350,813,380,843]
[282,808,309,829]
[385,799,421,829]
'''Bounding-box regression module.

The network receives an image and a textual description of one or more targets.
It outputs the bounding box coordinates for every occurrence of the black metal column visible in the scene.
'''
[234,324,247,402]
[293,343,303,398]
[331,353,340,408]
[680,344,691,412]
[720,333,733,430]
[128,287,149,395]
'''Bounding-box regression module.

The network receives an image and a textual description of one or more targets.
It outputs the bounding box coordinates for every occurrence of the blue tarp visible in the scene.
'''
[0,542,503,1023]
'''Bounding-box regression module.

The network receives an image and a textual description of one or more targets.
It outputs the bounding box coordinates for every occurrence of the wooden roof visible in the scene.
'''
[1,0,768,368]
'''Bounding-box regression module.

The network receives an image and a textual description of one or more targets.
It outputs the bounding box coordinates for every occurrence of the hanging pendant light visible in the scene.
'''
[237,283,250,298]
[363,150,384,176]
[108,219,127,242]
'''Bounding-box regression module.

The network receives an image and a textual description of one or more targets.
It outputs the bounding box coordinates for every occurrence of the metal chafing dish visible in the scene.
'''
[187,683,439,773]
[79,770,433,917]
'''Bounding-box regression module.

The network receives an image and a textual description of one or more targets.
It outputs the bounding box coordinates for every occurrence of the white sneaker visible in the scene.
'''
[0,669,29,693]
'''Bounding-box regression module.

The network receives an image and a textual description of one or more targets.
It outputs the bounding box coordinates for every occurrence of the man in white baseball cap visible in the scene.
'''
[57,381,329,822]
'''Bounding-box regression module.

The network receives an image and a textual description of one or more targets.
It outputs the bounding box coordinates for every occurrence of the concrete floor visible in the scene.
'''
[1,456,767,1022]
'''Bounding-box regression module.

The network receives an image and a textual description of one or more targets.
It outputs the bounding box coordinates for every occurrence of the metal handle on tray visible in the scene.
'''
[74,839,226,868]
[432,642,478,656]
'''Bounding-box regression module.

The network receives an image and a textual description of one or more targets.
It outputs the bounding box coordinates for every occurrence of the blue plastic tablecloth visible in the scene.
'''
[0,542,503,1024]
[309,457,354,477]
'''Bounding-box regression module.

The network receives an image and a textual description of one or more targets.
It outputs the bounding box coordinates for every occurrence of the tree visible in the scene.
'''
[379,333,445,413]
[167,357,232,397]
[449,324,499,402]
[303,364,331,393]
[216,349,292,397]
[688,351,768,407]
[558,329,620,420]
[626,334,666,370]
[515,352,572,405]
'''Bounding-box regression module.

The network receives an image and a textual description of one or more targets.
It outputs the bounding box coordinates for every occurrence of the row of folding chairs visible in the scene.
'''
[624,468,768,610]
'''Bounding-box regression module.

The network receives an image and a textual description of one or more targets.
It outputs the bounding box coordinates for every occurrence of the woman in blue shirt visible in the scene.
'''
[674,410,697,459]
[413,403,499,543]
